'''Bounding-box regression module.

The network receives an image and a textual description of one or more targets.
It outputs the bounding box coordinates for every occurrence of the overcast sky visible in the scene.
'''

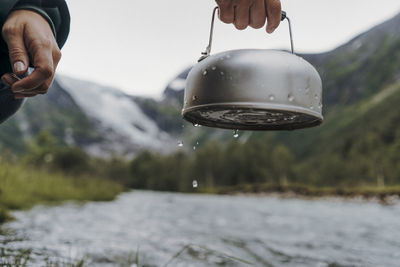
[58,0,400,98]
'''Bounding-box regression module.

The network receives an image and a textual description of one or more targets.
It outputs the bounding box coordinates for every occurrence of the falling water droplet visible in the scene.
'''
[288,94,294,102]
[178,141,183,147]
[268,94,275,101]
[211,66,217,70]
[233,130,239,138]
[192,180,198,188]
[203,70,208,76]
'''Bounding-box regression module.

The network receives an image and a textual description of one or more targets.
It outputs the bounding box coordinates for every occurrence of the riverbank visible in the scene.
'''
[202,183,400,204]
[0,162,124,223]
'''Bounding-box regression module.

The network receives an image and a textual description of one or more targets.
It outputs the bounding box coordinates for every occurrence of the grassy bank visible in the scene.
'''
[0,162,124,223]
[201,183,400,202]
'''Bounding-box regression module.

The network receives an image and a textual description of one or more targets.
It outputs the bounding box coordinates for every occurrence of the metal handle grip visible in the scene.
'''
[199,7,295,61]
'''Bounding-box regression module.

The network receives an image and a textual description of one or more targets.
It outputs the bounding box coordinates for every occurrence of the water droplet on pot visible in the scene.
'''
[192,95,198,101]
[193,146,196,150]
[233,130,239,138]
[288,94,294,102]
[193,123,200,127]
[220,72,224,76]
[211,66,216,70]
[314,94,319,100]
[203,70,208,76]
[269,94,275,101]
[178,141,183,147]
[192,180,198,188]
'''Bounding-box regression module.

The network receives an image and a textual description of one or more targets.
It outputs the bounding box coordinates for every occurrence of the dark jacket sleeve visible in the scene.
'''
[0,0,70,75]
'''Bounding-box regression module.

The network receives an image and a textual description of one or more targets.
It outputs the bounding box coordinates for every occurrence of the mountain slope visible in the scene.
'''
[163,11,400,156]
[0,76,181,157]
[2,12,400,158]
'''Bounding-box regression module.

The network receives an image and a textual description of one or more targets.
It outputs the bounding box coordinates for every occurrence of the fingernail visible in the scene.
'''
[13,61,25,73]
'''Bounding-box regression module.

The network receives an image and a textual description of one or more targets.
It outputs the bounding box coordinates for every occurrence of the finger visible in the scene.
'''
[1,73,18,86]
[265,0,281,33]
[2,25,29,75]
[216,0,234,24]
[234,1,252,30]
[12,40,54,91]
[14,94,25,99]
[18,89,47,98]
[53,48,62,69]
[250,0,266,29]
[15,79,52,95]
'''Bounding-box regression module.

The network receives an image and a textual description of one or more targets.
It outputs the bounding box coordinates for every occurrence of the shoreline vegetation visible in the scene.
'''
[0,161,124,223]
[200,184,400,204]
[2,128,400,223]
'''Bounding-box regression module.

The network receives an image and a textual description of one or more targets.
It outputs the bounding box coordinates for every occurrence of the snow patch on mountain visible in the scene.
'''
[56,76,174,154]
[168,78,186,91]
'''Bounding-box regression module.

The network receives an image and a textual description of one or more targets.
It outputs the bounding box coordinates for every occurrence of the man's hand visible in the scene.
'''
[1,10,61,99]
[216,0,282,33]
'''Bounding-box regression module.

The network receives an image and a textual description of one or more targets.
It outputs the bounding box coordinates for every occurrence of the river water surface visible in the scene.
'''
[1,191,400,266]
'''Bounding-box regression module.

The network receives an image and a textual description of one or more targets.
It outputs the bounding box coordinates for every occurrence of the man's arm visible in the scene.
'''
[0,0,70,98]
[216,0,282,33]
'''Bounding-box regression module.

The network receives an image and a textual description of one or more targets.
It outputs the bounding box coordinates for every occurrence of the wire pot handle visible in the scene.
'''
[199,7,294,61]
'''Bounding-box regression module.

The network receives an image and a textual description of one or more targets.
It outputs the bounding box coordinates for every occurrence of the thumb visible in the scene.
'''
[4,32,29,75]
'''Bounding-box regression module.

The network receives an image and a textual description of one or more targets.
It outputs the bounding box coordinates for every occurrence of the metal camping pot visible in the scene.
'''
[182,8,323,131]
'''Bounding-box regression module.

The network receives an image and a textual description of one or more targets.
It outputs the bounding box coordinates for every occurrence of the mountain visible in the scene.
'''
[164,11,400,155]
[303,12,400,109]
[0,76,182,157]
[1,12,400,159]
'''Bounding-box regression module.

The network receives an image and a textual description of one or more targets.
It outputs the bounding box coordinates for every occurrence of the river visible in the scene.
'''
[0,191,399,266]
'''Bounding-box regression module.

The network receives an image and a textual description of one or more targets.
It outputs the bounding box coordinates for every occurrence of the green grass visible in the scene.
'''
[0,248,86,267]
[0,161,124,223]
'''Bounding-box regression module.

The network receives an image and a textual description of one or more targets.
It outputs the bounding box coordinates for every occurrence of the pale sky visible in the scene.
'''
[58,0,400,98]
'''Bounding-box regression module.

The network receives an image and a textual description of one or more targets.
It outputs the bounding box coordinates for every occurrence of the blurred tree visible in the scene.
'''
[271,145,294,186]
